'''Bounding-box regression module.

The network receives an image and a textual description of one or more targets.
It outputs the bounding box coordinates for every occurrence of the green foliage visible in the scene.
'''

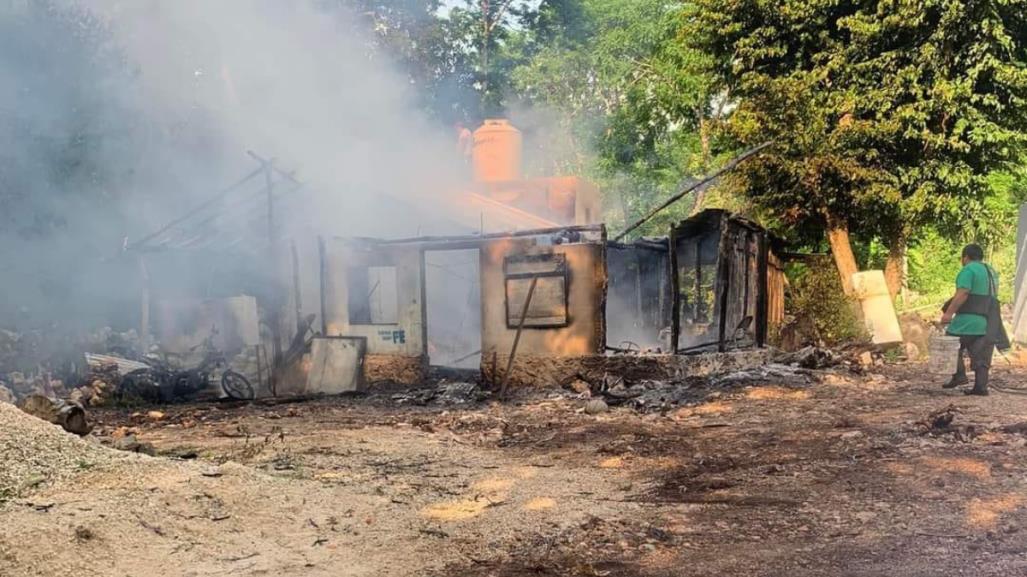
[685,0,1027,249]
[907,227,1019,307]
[787,259,868,346]
[512,1,691,120]
[905,167,1025,307]
[906,229,963,304]
[441,1,538,116]
[317,1,480,122]
[992,239,1017,305]
[504,0,722,236]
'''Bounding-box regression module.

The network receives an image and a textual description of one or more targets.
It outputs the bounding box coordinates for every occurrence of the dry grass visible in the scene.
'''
[920,457,992,480]
[745,386,811,401]
[965,494,1025,529]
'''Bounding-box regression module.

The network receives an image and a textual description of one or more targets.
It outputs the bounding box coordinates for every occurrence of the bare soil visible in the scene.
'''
[4,363,1027,576]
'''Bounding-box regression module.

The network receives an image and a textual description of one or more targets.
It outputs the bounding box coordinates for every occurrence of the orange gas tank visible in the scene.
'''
[472,119,522,183]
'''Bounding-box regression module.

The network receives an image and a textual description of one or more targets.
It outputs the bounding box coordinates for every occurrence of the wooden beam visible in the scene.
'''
[499,275,539,399]
[755,233,770,347]
[613,142,772,242]
[715,222,732,353]
[126,165,264,251]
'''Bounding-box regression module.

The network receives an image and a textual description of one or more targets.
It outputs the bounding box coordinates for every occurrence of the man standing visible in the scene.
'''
[941,244,999,396]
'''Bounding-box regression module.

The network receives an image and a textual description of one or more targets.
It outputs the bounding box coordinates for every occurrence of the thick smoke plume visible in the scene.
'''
[0,0,466,329]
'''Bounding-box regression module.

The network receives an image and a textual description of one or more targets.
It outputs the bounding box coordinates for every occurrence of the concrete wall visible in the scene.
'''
[480,238,606,364]
[153,295,260,355]
[322,240,427,384]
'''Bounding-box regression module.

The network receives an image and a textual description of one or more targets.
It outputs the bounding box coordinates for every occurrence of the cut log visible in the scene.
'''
[19,395,91,436]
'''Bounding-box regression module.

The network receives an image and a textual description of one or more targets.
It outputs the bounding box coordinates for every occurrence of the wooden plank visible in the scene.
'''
[670,226,681,352]
[716,221,732,352]
[506,277,567,326]
[505,254,566,276]
[755,234,770,346]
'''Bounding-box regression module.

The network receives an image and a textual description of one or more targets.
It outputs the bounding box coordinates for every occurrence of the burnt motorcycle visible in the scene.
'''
[118,336,254,403]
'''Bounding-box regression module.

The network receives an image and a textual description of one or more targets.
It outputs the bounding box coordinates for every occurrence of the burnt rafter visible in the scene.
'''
[125,152,305,254]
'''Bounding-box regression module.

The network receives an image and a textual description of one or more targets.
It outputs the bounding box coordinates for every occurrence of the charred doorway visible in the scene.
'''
[606,240,672,352]
[424,249,482,369]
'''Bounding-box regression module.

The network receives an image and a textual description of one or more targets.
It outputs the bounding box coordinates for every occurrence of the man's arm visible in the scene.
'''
[941,288,970,323]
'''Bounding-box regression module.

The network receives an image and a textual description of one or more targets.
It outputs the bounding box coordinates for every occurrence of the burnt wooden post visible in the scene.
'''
[499,275,539,399]
[265,160,275,247]
[695,235,704,320]
[290,240,303,328]
[669,229,681,352]
[261,158,282,395]
[755,232,770,347]
[742,231,753,317]
[715,218,732,353]
[598,225,608,353]
[318,235,328,335]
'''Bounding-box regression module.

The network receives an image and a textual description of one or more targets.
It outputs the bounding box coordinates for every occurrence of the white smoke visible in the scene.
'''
[0,0,471,329]
[83,0,466,238]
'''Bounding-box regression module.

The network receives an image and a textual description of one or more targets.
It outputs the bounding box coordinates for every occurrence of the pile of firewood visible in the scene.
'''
[68,361,122,407]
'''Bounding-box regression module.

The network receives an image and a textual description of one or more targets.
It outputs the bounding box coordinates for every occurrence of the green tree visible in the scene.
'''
[687,0,1027,296]
[439,1,535,116]
[509,0,720,233]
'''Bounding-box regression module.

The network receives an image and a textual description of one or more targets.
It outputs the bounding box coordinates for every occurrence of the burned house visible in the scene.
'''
[120,120,782,396]
[590,210,784,360]
[312,209,784,390]
[316,226,606,388]
[123,156,311,398]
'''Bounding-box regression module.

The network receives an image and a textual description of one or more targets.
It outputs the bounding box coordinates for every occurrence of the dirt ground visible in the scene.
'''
[4,362,1027,577]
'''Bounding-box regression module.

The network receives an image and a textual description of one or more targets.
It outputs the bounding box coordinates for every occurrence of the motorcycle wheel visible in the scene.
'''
[221,370,255,400]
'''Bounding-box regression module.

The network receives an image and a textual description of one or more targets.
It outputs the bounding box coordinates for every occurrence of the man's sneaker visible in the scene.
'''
[964,388,989,396]
[943,375,969,389]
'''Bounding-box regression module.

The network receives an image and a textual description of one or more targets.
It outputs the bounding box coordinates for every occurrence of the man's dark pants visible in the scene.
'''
[954,334,995,392]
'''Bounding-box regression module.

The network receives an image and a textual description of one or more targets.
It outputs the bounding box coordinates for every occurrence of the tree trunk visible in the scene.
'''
[884,233,907,300]
[691,114,712,215]
[826,216,859,296]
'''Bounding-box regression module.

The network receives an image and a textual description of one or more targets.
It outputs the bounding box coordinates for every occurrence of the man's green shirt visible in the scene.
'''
[947,261,994,336]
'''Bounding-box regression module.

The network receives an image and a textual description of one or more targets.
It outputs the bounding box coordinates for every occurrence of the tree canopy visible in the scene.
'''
[684,0,1027,292]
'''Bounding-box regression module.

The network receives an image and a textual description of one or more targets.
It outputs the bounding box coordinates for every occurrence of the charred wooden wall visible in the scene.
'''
[670,210,783,353]
[606,240,672,351]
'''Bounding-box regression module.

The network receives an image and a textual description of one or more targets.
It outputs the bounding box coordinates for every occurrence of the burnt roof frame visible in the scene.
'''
[335,223,607,252]
[670,209,776,354]
[125,152,305,255]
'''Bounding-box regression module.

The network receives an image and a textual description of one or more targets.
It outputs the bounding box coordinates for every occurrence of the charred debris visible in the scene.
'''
[0,125,816,419]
